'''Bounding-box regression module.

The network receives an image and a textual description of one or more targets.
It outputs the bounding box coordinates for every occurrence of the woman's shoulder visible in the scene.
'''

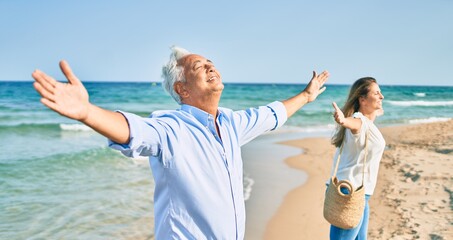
[352,111,365,119]
[352,111,373,126]
[348,112,369,136]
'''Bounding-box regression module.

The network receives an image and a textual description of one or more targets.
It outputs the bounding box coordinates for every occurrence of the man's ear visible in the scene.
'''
[174,81,189,99]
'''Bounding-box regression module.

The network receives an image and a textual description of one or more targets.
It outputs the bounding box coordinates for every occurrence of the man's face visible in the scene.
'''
[176,54,224,103]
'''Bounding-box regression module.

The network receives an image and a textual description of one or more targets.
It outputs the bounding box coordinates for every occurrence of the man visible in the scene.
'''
[32,46,329,239]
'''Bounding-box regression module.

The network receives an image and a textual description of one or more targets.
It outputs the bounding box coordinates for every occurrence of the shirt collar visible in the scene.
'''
[180,104,222,126]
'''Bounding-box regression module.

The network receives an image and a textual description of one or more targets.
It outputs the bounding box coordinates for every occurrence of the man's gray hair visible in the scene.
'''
[161,46,191,104]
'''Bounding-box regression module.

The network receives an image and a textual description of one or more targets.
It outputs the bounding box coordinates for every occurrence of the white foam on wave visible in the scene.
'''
[60,123,94,131]
[243,175,255,201]
[387,100,453,107]
[408,117,451,124]
[413,92,426,97]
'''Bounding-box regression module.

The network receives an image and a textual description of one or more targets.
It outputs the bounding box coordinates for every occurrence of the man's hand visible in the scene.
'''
[32,60,90,121]
[32,60,131,144]
[282,70,330,118]
[303,70,329,103]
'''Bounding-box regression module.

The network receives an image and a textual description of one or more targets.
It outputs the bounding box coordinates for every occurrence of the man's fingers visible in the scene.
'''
[40,98,60,113]
[312,70,329,88]
[60,60,81,86]
[311,70,317,80]
[318,86,327,95]
[320,70,329,82]
[32,70,57,94]
[33,81,56,103]
[316,71,329,87]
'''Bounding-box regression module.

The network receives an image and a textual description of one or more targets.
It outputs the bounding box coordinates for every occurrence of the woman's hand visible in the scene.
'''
[332,102,345,125]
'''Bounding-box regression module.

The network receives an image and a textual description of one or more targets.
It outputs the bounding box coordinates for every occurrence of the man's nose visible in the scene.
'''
[207,64,215,72]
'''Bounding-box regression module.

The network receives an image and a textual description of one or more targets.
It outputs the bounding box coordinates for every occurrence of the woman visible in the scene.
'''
[328,77,386,239]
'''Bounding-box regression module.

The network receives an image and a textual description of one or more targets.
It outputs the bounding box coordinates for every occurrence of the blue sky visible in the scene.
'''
[0,1,452,86]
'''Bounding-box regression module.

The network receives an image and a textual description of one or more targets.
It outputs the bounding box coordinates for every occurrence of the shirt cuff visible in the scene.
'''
[107,111,145,158]
[267,101,288,130]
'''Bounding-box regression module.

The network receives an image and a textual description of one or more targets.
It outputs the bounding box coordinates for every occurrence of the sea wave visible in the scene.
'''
[0,122,95,132]
[408,117,451,124]
[0,123,60,132]
[0,145,154,240]
[60,123,94,132]
[243,173,255,201]
[387,100,453,107]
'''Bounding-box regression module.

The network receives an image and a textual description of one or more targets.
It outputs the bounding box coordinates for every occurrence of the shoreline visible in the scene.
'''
[257,120,453,239]
[242,131,310,240]
[264,137,333,240]
[242,129,333,240]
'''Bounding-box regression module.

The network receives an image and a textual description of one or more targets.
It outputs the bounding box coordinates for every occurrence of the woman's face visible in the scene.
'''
[360,82,384,112]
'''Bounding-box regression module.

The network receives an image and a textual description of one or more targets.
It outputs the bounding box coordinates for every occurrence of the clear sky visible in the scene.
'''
[1,1,452,86]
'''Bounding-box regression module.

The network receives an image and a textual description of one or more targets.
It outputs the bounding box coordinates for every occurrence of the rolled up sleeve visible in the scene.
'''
[234,101,288,146]
[266,101,288,130]
[108,111,161,158]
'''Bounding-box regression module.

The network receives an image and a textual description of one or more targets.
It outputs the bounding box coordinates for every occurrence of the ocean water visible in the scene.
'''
[1,81,452,239]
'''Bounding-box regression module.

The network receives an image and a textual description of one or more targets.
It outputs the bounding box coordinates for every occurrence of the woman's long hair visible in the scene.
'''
[331,77,377,147]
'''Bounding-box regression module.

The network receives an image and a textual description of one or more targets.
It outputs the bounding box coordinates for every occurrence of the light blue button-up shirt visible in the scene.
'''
[109,101,287,239]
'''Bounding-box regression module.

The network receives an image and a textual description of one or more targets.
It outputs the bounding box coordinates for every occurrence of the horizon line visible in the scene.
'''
[0,79,452,88]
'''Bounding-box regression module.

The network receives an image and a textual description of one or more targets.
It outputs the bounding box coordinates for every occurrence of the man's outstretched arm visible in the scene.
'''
[282,70,329,118]
[32,60,130,144]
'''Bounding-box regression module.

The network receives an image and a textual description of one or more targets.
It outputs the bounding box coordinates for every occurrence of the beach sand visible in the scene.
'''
[261,120,453,240]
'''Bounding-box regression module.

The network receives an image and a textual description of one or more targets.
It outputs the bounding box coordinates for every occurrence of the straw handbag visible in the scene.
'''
[323,131,369,229]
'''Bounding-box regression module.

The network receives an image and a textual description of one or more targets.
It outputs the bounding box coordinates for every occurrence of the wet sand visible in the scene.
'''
[260,120,453,239]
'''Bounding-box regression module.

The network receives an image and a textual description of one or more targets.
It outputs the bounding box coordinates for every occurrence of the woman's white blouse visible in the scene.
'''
[328,112,386,195]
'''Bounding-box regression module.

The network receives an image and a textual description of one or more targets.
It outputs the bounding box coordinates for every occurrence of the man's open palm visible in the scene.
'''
[32,60,90,121]
[304,70,329,103]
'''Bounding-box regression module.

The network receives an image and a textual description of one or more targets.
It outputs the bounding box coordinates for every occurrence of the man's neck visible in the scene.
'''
[197,104,219,117]
[183,101,219,117]
[183,96,220,117]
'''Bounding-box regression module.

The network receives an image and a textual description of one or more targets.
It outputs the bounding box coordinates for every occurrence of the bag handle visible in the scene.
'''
[332,129,369,185]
